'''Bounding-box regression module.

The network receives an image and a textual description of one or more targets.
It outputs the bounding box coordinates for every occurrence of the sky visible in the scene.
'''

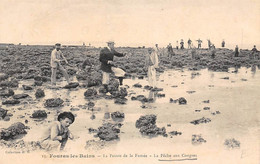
[0,0,259,48]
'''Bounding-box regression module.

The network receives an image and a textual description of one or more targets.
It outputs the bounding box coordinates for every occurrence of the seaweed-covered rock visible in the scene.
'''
[170,98,178,103]
[192,134,206,145]
[131,95,154,103]
[2,99,20,105]
[136,114,157,128]
[44,98,64,107]
[151,87,163,92]
[139,124,166,136]
[178,97,187,105]
[22,85,33,90]
[0,79,19,88]
[84,88,97,98]
[31,110,47,118]
[34,80,43,86]
[203,107,210,110]
[111,111,125,121]
[202,100,210,103]
[224,138,240,149]
[0,89,14,97]
[0,73,8,81]
[133,83,142,88]
[190,117,211,125]
[144,85,153,90]
[13,94,29,99]
[107,80,119,92]
[156,93,165,97]
[168,131,182,136]
[114,98,127,104]
[0,108,7,119]
[0,122,28,140]
[97,123,121,141]
[35,88,45,98]
[34,76,50,82]
[64,82,79,89]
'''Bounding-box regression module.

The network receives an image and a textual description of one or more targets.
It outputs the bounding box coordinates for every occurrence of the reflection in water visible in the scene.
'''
[251,65,256,78]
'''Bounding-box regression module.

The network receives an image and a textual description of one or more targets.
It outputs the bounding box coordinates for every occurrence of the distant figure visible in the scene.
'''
[146,48,159,88]
[196,39,202,49]
[50,43,70,86]
[207,39,212,49]
[180,39,184,49]
[167,43,175,58]
[187,38,192,49]
[222,40,225,48]
[99,41,127,89]
[176,41,179,49]
[40,112,75,151]
[211,44,216,58]
[251,45,258,59]
[235,45,239,57]
[155,44,162,57]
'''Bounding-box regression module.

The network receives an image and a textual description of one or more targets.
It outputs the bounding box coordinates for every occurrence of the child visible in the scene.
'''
[40,112,75,151]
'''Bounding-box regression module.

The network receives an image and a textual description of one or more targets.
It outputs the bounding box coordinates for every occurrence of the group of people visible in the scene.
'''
[42,42,160,151]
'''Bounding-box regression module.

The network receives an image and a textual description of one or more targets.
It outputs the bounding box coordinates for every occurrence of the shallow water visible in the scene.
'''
[1,67,259,164]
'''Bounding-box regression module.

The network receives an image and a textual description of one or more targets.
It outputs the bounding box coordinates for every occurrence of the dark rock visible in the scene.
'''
[44,98,64,107]
[22,85,33,90]
[34,76,50,82]
[190,117,211,125]
[90,114,96,120]
[133,83,142,88]
[97,123,121,141]
[98,85,108,94]
[34,81,43,86]
[13,94,29,99]
[151,87,163,92]
[0,108,7,119]
[70,107,80,111]
[114,98,127,104]
[202,100,210,103]
[178,97,187,105]
[64,82,79,89]
[192,135,206,145]
[136,114,156,128]
[31,110,47,118]
[4,117,10,121]
[203,107,210,110]
[0,89,14,97]
[111,111,125,121]
[221,77,229,80]
[169,131,182,136]
[0,80,19,88]
[0,73,8,81]
[224,138,240,149]
[186,91,196,94]
[88,128,98,133]
[2,99,20,105]
[35,89,45,98]
[84,88,97,98]
[0,122,28,140]
[156,93,165,97]
[170,98,178,103]
[144,85,153,90]
[139,124,166,136]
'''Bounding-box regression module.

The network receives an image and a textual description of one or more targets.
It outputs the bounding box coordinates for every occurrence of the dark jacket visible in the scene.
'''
[99,47,124,73]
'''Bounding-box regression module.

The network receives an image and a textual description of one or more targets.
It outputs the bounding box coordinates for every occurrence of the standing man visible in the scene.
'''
[180,39,184,49]
[251,45,258,59]
[187,38,192,49]
[50,43,70,86]
[196,39,202,49]
[207,39,212,49]
[222,40,225,48]
[235,45,239,57]
[146,48,159,88]
[167,43,175,58]
[99,41,126,90]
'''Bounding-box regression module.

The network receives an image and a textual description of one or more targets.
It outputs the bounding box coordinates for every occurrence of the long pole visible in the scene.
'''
[241,29,243,49]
